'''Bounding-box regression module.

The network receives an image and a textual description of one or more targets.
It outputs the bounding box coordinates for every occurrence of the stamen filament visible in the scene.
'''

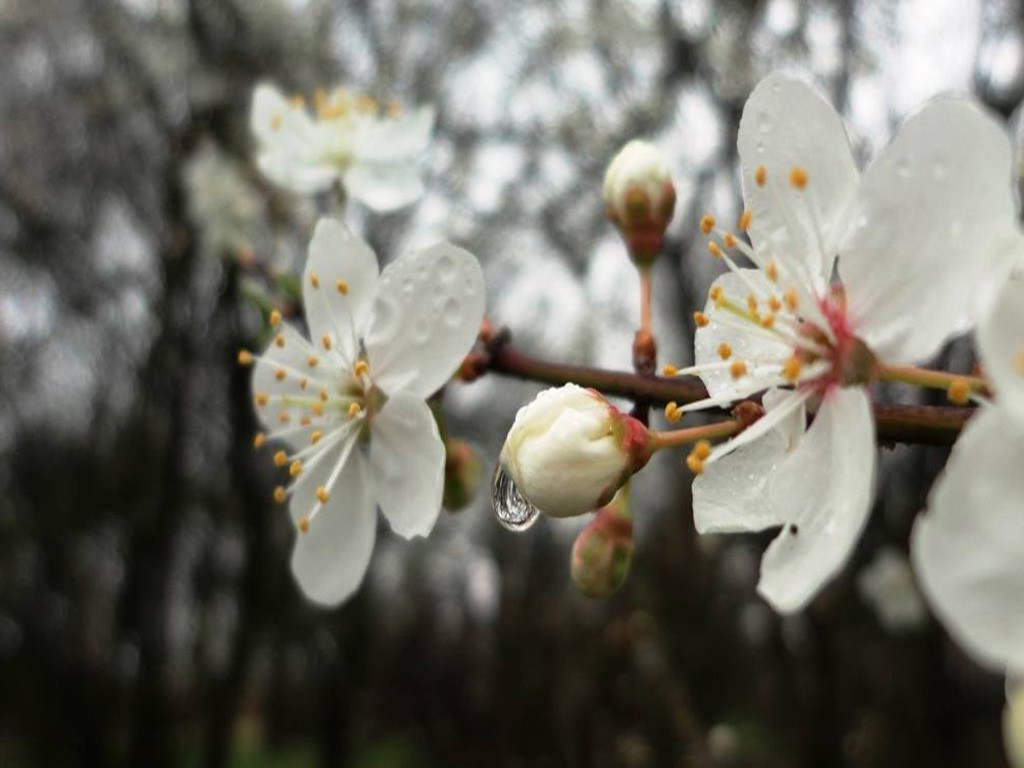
[647,419,743,451]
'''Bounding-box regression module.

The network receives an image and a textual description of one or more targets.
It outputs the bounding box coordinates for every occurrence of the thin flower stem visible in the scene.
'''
[647,420,742,452]
[639,268,652,333]
[484,337,972,446]
[876,362,988,394]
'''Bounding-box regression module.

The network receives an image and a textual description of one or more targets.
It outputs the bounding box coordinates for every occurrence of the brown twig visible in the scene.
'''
[485,337,971,447]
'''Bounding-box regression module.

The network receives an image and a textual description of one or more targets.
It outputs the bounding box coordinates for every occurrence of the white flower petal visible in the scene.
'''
[758,386,876,613]
[342,162,426,212]
[840,97,1020,364]
[364,242,485,399]
[252,322,332,448]
[911,407,1024,673]
[353,106,435,162]
[369,393,445,539]
[290,448,377,606]
[251,83,315,147]
[978,274,1024,419]
[1006,683,1024,768]
[695,270,793,400]
[693,389,806,534]
[303,219,380,365]
[738,74,858,284]
[256,152,338,195]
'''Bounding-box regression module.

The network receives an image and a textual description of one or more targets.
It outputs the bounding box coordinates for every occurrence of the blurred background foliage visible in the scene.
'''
[0,0,1022,766]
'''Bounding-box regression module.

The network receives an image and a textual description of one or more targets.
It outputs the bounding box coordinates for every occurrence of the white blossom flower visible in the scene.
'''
[250,83,434,212]
[498,384,649,519]
[685,73,1022,612]
[911,273,1024,672]
[247,218,484,606]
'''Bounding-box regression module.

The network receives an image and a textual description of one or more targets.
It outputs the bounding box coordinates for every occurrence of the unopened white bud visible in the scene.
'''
[499,384,649,518]
[603,140,676,265]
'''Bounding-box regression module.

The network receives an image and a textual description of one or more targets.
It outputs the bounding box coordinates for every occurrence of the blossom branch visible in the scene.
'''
[483,337,972,446]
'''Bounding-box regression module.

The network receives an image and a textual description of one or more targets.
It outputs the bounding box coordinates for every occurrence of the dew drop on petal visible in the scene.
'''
[443,297,461,329]
[491,464,540,532]
[758,112,771,133]
[895,157,911,180]
[436,253,457,284]
[932,160,947,181]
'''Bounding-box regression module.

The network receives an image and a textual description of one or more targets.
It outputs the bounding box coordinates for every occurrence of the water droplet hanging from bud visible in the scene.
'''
[491,464,541,532]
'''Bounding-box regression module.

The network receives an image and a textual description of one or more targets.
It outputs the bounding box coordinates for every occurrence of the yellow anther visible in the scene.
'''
[273,450,288,467]
[300,416,311,427]
[311,403,324,417]
[271,113,282,132]
[723,233,737,249]
[784,289,799,312]
[273,486,287,504]
[1015,349,1024,375]
[269,309,282,327]
[289,460,302,478]
[693,440,712,461]
[708,242,723,259]
[288,94,306,109]
[738,209,752,231]
[765,261,779,282]
[746,294,758,313]
[700,214,716,235]
[354,360,369,377]
[309,272,320,289]
[662,364,679,377]
[782,356,802,382]
[316,486,330,504]
[356,94,378,113]
[299,377,309,390]
[322,334,332,351]
[755,165,767,187]
[278,412,291,425]
[717,342,732,360]
[664,402,683,424]
[686,452,704,476]
[387,99,401,117]
[336,279,349,295]
[307,355,319,368]
[694,311,710,328]
[760,314,775,329]
[709,285,723,303]
[347,403,362,418]
[314,88,327,111]
[274,334,285,348]
[237,349,253,366]
[730,360,748,379]
[275,368,286,381]
[255,392,269,407]
[789,166,808,190]
[310,430,323,445]
[253,432,266,449]
[768,295,782,313]
[319,387,329,402]
[947,378,971,406]
[298,516,310,533]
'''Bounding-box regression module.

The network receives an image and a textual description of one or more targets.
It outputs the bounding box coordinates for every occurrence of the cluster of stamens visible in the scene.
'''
[270,89,402,133]
[655,165,862,467]
[239,272,374,534]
